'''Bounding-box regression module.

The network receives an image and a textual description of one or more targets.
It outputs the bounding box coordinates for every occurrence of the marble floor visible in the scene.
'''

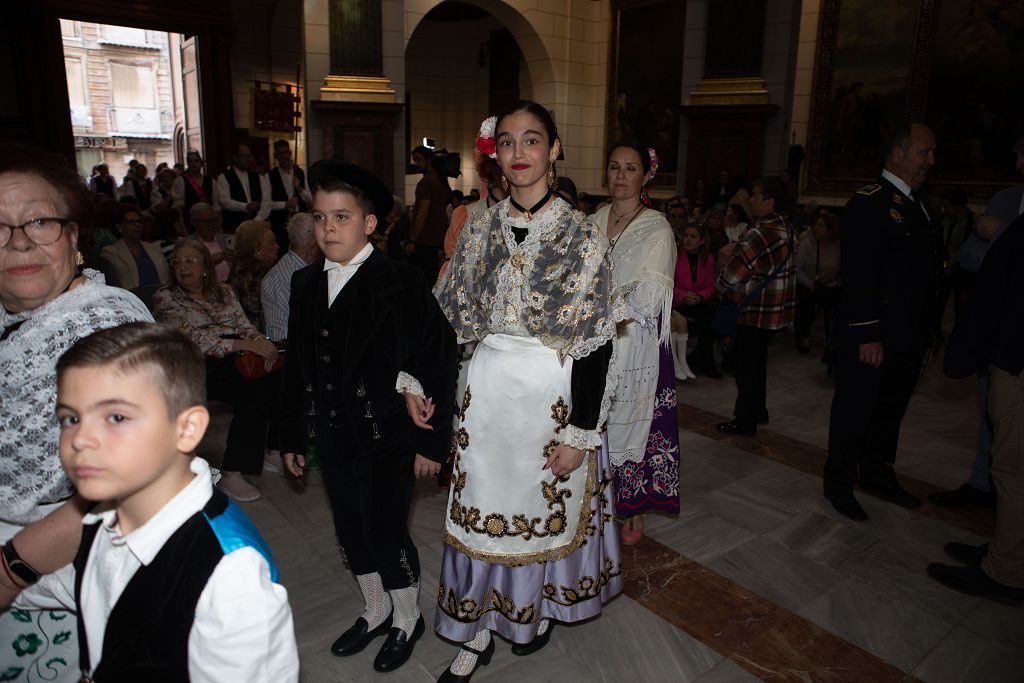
[200,324,1023,682]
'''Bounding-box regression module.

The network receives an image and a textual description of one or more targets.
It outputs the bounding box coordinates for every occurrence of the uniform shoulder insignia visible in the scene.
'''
[892,193,903,204]
[856,183,881,196]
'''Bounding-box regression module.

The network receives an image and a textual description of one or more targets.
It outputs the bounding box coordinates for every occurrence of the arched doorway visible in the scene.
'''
[403,0,553,198]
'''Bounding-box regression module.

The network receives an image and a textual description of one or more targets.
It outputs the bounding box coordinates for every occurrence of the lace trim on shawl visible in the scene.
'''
[617,274,674,348]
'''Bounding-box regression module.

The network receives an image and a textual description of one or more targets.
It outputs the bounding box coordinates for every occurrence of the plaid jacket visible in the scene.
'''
[715,212,797,330]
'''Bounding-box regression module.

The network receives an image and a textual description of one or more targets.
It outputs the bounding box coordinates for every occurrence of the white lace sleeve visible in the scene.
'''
[563,424,601,450]
[395,371,425,398]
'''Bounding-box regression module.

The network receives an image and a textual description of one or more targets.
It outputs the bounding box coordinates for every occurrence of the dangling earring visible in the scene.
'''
[640,186,651,208]
[75,251,85,267]
[547,162,557,190]
[501,174,509,194]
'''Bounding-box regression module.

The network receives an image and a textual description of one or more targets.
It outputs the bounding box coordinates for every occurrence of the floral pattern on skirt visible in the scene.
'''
[613,343,680,516]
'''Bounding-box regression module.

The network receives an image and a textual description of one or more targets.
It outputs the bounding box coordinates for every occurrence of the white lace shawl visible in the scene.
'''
[0,270,153,525]
[591,206,677,465]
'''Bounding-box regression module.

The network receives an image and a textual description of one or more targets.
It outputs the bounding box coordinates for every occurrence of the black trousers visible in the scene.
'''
[410,244,441,286]
[205,357,272,474]
[824,345,923,492]
[318,426,420,590]
[733,325,777,429]
[675,301,716,368]
[795,284,840,341]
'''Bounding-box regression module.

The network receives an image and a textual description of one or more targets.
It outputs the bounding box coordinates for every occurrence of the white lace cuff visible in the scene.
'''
[563,424,601,450]
[395,372,425,398]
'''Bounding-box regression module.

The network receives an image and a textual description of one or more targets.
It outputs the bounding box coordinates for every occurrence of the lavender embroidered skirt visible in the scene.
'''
[434,335,623,644]
[612,343,681,516]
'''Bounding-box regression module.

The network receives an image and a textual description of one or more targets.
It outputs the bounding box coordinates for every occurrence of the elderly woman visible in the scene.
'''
[795,210,842,353]
[590,141,680,545]
[0,144,153,681]
[153,238,277,502]
[228,219,278,332]
[98,203,170,290]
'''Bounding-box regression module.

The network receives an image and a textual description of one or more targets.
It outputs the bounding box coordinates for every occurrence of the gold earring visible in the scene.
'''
[75,251,85,266]
[547,162,556,190]
[501,174,509,194]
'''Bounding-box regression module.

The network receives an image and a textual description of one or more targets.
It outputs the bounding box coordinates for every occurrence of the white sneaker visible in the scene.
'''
[262,450,287,477]
[217,472,261,502]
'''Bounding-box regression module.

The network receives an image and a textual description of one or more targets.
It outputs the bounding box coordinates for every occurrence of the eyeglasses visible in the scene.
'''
[169,256,200,267]
[0,218,70,248]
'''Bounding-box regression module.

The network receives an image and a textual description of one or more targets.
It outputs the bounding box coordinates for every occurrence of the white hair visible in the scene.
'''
[287,212,316,247]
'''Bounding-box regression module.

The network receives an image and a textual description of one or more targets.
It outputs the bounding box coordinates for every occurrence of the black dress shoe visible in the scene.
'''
[716,421,756,437]
[824,488,868,521]
[511,622,555,656]
[437,637,495,683]
[331,612,392,656]
[859,476,921,509]
[944,542,989,566]
[926,563,1024,604]
[373,615,425,672]
[929,483,996,508]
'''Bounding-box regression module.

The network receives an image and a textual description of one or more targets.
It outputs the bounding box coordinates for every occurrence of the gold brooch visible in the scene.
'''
[510,252,524,269]
[890,208,902,223]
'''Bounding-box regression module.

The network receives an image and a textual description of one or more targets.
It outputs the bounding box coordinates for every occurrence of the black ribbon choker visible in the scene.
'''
[509,189,552,221]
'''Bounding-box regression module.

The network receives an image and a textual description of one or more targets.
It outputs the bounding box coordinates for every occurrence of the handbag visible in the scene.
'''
[233,349,284,379]
[711,235,794,349]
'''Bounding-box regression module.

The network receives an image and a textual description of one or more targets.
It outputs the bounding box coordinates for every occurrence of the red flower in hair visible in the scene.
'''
[476,137,496,158]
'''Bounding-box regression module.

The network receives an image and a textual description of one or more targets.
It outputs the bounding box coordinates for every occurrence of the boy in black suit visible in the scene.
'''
[280,160,456,673]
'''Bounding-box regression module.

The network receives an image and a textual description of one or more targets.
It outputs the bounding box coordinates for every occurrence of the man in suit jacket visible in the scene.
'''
[267,139,312,256]
[824,122,942,521]
[279,160,456,674]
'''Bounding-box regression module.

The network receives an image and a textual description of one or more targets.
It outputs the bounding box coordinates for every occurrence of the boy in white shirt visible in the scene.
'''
[15,322,298,681]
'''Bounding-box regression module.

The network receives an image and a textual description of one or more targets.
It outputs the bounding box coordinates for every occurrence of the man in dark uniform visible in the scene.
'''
[279,160,457,673]
[267,139,311,256]
[824,122,941,521]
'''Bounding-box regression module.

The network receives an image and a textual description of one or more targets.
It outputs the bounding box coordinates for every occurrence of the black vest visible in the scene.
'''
[72,489,276,681]
[222,168,263,232]
[267,166,306,209]
[92,175,116,198]
[130,178,153,210]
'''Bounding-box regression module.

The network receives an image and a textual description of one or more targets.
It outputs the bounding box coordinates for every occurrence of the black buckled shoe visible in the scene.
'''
[944,542,989,566]
[330,612,392,656]
[859,476,921,509]
[437,637,496,683]
[373,615,425,672]
[510,622,555,656]
[824,487,868,521]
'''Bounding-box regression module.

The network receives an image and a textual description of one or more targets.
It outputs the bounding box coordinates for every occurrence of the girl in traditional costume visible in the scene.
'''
[432,101,622,682]
[590,142,680,545]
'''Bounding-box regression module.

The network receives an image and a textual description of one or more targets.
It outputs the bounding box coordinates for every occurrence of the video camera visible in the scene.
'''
[407,138,461,179]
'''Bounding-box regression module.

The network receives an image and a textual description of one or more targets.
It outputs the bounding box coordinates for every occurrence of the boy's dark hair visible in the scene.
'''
[57,323,206,418]
[755,176,792,213]
[314,179,375,219]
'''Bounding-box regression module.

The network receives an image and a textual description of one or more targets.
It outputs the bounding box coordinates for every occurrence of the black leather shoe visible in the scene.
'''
[944,542,989,566]
[511,622,555,656]
[929,483,996,508]
[330,612,392,656]
[824,488,868,521]
[927,563,1024,604]
[860,476,921,509]
[716,421,756,437]
[437,637,496,683]
[373,615,425,672]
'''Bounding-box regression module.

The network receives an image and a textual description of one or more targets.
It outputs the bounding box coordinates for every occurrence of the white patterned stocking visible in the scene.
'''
[449,629,492,676]
[355,573,392,630]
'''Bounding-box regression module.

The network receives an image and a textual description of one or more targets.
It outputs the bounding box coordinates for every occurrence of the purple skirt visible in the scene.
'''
[434,437,623,644]
[612,343,681,516]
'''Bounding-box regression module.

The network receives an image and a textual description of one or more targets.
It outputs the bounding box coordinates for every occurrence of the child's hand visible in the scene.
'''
[283,453,306,477]
[543,444,586,477]
[413,454,440,478]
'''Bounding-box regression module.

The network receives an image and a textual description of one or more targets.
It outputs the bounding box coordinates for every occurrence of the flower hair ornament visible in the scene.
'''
[475,116,497,160]
[641,147,659,207]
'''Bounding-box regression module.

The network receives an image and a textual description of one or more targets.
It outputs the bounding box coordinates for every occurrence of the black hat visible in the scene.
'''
[308,159,395,223]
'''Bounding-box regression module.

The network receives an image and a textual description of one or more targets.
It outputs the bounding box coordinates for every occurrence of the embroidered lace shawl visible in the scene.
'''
[435,197,618,361]
[591,206,676,466]
[0,270,153,525]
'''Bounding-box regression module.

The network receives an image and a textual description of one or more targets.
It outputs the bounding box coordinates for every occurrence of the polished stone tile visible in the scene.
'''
[690,480,804,535]
[912,627,1024,683]
[706,537,843,613]
[766,510,878,571]
[645,506,758,565]
[692,657,762,682]
[798,577,956,671]
[960,599,1024,653]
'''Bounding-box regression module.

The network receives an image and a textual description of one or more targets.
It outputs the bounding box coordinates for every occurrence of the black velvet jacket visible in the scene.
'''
[280,248,457,462]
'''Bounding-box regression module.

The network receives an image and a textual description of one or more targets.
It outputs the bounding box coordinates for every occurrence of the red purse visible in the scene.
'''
[233,350,284,379]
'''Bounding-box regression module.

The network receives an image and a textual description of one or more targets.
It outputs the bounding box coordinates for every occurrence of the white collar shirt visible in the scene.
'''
[882,169,930,221]
[232,166,253,202]
[16,458,298,682]
[324,241,374,306]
